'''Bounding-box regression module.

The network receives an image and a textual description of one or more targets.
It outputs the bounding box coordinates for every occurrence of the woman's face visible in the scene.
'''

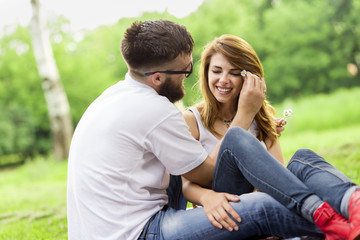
[208,53,244,104]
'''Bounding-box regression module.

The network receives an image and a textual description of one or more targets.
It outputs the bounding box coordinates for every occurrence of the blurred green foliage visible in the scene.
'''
[275,87,360,133]
[0,0,359,161]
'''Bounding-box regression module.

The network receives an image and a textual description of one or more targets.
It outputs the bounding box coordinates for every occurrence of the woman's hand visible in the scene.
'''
[237,71,266,119]
[275,118,287,136]
[200,190,241,231]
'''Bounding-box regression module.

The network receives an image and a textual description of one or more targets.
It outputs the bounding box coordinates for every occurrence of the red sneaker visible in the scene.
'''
[349,190,360,240]
[313,201,350,240]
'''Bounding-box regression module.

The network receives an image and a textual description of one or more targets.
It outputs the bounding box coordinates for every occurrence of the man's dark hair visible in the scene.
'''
[121,20,194,69]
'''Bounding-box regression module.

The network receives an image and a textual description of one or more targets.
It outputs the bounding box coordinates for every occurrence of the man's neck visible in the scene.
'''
[128,70,159,93]
[129,69,145,81]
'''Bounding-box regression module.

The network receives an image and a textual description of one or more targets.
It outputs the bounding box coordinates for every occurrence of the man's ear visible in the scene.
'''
[150,73,163,87]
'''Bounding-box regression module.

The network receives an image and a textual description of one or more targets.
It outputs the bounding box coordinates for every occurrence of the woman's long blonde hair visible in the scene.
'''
[196,34,278,146]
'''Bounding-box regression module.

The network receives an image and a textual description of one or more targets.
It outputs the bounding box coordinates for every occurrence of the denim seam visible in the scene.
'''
[288,158,352,183]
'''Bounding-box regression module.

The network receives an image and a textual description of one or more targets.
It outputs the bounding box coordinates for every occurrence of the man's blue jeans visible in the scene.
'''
[139,127,328,239]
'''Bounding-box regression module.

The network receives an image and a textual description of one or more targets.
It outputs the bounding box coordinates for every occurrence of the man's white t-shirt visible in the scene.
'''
[67,73,208,240]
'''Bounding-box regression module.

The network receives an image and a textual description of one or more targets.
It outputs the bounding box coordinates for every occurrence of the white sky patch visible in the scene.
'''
[0,0,204,32]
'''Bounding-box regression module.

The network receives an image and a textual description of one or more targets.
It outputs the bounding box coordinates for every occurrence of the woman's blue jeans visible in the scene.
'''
[138,127,330,240]
[138,191,322,240]
[212,127,357,221]
[287,147,359,219]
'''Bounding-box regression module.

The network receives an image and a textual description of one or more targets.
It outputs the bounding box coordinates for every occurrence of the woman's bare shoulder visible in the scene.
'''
[183,109,200,140]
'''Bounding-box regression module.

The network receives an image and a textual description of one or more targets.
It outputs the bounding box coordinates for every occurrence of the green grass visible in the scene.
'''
[274,87,360,134]
[0,87,360,239]
[0,157,68,240]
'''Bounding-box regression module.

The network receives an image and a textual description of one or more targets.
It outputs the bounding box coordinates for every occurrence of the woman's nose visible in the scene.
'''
[219,74,229,84]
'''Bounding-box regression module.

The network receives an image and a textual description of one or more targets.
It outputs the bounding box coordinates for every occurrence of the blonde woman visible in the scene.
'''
[182,35,360,240]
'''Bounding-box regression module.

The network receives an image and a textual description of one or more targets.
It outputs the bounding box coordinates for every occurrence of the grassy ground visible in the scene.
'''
[0,158,68,240]
[0,87,359,239]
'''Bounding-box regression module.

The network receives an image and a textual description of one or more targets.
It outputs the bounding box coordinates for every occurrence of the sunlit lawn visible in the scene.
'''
[0,158,68,240]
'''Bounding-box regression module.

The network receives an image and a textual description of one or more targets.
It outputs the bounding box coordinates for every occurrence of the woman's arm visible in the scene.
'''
[265,138,285,165]
[265,117,287,165]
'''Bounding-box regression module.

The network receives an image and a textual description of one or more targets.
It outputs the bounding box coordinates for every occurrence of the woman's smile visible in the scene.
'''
[216,86,232,95]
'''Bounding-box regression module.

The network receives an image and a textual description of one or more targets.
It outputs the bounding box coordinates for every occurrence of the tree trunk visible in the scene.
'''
[29,0,73,161]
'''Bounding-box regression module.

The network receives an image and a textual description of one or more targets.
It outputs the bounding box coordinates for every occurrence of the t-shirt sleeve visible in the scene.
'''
[144,111,208,176]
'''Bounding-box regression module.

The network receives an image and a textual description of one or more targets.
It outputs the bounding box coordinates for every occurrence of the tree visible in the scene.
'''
[29,0,73,160]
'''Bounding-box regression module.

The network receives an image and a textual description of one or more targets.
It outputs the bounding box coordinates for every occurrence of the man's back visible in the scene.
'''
[67,74,207,240]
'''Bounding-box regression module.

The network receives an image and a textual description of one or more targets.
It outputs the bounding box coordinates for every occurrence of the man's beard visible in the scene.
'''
[158,77,185,103]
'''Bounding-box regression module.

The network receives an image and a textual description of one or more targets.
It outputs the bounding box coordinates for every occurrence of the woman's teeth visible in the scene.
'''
[217,87,231,92]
